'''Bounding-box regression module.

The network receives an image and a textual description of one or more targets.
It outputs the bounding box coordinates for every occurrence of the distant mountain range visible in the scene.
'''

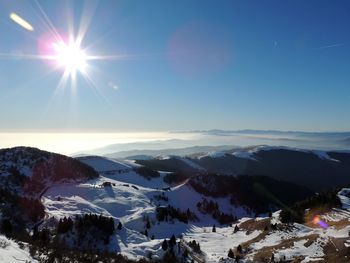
[133,146,350,192]
[105,145,238,159]
[73,129,350,157]
[341,137,350,146]
[174,129,350,137]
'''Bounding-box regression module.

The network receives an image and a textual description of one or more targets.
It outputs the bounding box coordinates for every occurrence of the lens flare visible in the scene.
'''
[9,13,34,31]
[2,1,143,111]
[312,215,328,229]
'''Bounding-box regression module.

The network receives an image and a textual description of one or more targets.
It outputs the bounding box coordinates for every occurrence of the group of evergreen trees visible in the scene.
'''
[156,205,198,224]
[189,174,313,215]
[0,219,12,236]
[55,214,116,247]
[280,190,342,223]
[135,167,160,180]
[153,192,169,202]
[22,153,98,195]
[197,198,237,225]
[188,240,201,253]
[27,240,177,263]
[227,245,243,261]
[163,172,190,185]
[57,217,73,234]
[74,214,115,236]
[0,187,44,239]
[161,234,177,251]
[7,166,27,185]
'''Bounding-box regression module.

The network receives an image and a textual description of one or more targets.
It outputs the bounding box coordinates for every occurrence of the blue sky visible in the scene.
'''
[0,0,349,132]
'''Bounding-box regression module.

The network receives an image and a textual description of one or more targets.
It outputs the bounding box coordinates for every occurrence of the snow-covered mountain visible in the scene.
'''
[1,146,350,262]
[41,155,350,262]
[135,146,350,191]
[0,147,98,196]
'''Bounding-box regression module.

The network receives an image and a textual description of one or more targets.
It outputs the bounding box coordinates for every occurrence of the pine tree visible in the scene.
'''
[146,251,153,260]
[212,224,216,232]
[228,248,234,258]
[108,217,115,234]
[162,239,168,251]
[234,225,239,233]
[237,244,242,254]
[170,234,176,247]
[183,249,188,258]
[32,225,38,240]
[117,222,122,230]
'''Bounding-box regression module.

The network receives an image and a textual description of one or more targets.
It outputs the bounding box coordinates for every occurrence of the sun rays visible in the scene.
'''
[51,39,88,78]
[1,1,130,112]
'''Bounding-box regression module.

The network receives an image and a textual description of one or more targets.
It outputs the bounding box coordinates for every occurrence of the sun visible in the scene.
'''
[52,39,88,77]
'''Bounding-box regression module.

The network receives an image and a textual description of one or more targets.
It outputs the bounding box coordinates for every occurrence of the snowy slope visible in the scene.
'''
[0,235,37,263]
[184,223,261,262]
[198,151,227,159]
[231,150,257,161]
[79,156,173,189]
[42,174,184,259]
[78,156,132,172]
[167,183,251,221]
[38,154,350,262]
[41,170,350,263]
[338,188,350,209]
[41,161,253,261]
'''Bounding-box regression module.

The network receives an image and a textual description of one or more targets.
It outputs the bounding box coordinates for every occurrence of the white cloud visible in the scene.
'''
[317,43,345,50]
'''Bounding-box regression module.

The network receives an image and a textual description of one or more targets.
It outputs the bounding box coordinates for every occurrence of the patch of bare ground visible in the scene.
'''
[305,216,350,230]
[229,219,271,261]
[322,237,350,263]
[234,218,272,258]
[250,234,319,263]
[326,218,350,230]
[235,214,350,262]
[305,208,350,230]
[241,231,269,250]
[236,220,302,261]
[239,218,271,232]
[304,207,332,228]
